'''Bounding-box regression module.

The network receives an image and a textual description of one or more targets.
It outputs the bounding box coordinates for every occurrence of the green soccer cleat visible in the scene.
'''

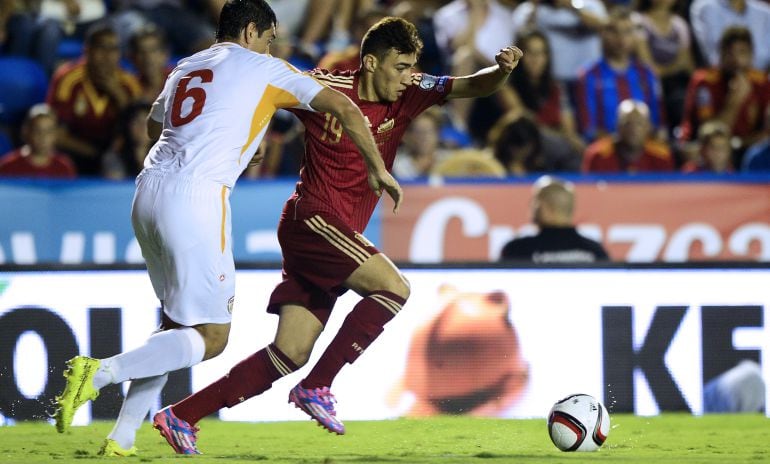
[54,356,101,433]
[98,439,137,457]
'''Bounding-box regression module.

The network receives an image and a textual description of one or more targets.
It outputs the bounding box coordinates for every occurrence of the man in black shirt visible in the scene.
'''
[500,176,610,263]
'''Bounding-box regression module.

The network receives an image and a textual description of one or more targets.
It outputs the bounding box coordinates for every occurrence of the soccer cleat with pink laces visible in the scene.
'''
[152,406,201,455]
[288,383,345,435]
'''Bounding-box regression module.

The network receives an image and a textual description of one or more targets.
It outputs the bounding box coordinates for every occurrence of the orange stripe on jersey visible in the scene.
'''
[119,71,142,97]
[220,185,227,253]
[239,84,300,163]
[82,79,111,117]
[56,66,86,101]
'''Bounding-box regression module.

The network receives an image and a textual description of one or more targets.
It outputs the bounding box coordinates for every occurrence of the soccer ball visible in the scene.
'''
[547,394,610,452]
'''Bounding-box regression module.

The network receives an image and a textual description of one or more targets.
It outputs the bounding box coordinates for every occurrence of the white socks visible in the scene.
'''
[108,374,168,450]
[94,328,206,389]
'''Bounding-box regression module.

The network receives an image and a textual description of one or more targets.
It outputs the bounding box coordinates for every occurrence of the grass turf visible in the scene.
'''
[0,414,767,463]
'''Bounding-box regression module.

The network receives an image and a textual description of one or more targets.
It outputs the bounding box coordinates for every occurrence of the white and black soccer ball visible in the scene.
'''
[547,393,610,452]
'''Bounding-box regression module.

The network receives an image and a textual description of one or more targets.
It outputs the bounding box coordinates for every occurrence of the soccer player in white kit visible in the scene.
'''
[53,0,402,456]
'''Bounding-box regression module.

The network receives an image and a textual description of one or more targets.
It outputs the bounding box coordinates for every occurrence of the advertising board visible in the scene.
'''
[1,267,767,425]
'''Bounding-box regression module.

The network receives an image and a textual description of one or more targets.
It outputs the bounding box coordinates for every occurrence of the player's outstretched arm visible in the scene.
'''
[448,46,524,100]
[309,87,403,213]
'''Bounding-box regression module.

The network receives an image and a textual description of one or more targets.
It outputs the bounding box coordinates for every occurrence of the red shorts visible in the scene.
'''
[267,197,380,324]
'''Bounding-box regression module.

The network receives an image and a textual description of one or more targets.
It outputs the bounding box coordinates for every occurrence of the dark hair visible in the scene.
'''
[216,0,277,41]
[607,5,633,23]
[636,0,652,12]
[492,117,544,171]
[360,17,422,64]
[636,0,679,12]
[117,100,153,177]
[719,26,753,53]
[84,21,117,48]
[510,28,553,114]
[128,24,169,55]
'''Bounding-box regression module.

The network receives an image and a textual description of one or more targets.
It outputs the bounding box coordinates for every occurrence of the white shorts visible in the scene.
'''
[131,169,235,326]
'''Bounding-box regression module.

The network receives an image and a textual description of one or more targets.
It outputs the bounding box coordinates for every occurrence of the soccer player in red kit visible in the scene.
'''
[154,17,522,453]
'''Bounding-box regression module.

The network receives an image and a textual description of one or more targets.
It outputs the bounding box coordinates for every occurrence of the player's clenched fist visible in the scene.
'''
[495,46,524,74]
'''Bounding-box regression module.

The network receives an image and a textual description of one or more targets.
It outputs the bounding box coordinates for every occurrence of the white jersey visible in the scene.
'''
[145,42,324,187]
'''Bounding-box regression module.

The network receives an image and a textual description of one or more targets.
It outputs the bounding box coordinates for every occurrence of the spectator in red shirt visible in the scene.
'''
[46,22,142,176]
[0,104,76,179]
[582,99,675,173]
[681,120,734,173]
[679,26,770,151]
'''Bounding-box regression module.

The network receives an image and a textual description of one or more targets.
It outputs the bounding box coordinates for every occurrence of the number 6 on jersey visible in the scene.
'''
[170,69,214,127]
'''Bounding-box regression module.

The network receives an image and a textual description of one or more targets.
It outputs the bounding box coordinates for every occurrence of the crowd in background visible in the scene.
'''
[1,0,770,180]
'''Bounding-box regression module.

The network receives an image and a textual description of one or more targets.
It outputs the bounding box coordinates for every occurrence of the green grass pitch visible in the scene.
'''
[1,414,767,463]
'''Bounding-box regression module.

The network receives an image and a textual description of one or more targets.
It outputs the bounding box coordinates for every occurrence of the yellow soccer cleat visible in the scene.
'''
[98,439,137,457]
[54,356,101,433]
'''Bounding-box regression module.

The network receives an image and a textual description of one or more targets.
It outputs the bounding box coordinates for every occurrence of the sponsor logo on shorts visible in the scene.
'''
[227,296,234,314]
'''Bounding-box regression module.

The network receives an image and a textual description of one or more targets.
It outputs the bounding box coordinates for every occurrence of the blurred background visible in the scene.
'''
[1,0,769,265]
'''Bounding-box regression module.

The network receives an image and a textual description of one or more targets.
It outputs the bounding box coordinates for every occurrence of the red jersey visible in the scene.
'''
[0,148,77,178]
[533,82,562,129]
[46,59,141,163]
[582,136,674,173]
[289,69,453,232]
[680,68,770,141]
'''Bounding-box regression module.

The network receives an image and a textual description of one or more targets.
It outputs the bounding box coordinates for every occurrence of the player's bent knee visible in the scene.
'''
[385,273,411,301]
[196,323,231,360]
[205,336,229,359]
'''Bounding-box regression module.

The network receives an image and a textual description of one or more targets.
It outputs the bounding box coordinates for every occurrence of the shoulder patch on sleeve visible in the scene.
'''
[436,76,448,92]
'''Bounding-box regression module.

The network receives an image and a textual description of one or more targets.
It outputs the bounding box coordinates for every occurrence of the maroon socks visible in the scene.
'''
[172,343,297,425]
[302,290,405,390]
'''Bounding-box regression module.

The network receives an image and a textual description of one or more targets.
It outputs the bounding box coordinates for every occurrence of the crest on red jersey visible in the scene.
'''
[377,118,395,133]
